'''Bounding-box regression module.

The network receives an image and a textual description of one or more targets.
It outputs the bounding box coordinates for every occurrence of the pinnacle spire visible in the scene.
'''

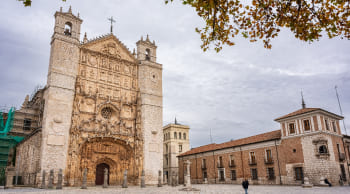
[175,117,178,125]
[83,32,88,43]
[68,6,72,13]
[301,91,306,109]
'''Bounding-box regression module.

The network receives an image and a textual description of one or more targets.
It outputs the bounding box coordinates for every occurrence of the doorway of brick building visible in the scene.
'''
[95,163,110,185]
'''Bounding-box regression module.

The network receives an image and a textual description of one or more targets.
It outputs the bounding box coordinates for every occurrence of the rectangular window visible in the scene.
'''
[250,152,256,164]
[289,123,295,134]
[340,164,347,181]
[231,170,236,180]
[174,132,177,139]
[23,119,32,131]
[251,168,258,180]
[179,133,182,139]
[203,171,207,179]
[332,121,337,132]
[267,168,275,180]
[179,144,182,152]
[229,155,235,167]
[202,159,207,169]
[218,156,223,168]
[294,167,303,181]
[325,119,329,130]
[304,120,310,131]
[219,170,225,181]
[265,149,273,163]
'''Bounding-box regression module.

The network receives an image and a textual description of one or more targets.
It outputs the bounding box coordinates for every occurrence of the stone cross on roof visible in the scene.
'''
[108,16,116,34]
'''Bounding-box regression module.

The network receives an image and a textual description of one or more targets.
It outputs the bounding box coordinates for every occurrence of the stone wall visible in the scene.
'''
[15,130,42,185]
[137,38,163,185]
[301,133,348,185]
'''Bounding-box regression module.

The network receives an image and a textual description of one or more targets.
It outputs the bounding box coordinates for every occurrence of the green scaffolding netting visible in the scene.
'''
[0,107,24,142]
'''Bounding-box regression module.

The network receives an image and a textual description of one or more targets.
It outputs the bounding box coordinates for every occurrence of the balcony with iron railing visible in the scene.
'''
[339,153,346,161]
[217,162,224,168]
[265,157,274,164]
[229,160,236,167]
[249,159,257,165]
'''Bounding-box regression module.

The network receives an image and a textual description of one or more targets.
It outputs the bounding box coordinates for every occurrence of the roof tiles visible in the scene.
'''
[178,130,281,157]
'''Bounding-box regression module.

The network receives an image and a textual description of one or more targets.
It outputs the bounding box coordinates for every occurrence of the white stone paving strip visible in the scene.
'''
[0,185,349,194]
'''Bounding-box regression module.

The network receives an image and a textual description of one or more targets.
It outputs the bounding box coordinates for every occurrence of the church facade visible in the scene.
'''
[10,7,163,186]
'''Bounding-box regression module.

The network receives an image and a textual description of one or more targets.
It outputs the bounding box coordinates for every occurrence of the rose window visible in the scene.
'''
[101,107,113,119]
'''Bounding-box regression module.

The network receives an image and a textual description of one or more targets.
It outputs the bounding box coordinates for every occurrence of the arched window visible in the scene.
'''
[64,22,72,36]
[179,132,182,139]
[145,48,151,60]
[319,145,328,154]
[174,132,177,139]
[183,133,186,140]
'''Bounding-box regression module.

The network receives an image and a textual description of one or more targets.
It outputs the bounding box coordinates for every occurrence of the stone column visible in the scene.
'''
[122,169,128,188]
[56,169,63,189]
[158,170,162,187]
[81,168,87,189]
[48,169,54,189]
[184,160,191,188]
[141,169,145,188]
[103,168,108,188]
[40,170,46,189]
[5,166,15,188]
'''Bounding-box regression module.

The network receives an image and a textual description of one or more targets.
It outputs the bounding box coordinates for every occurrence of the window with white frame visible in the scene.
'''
[332,121,337,132]
[231,170,236,180]
[303,119,311,131]
[325,119,330,130]
[289,123,295,134]
[251,168,258,180]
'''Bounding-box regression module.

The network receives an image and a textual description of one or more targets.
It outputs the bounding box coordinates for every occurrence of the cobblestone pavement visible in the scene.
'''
[0,184,349,194]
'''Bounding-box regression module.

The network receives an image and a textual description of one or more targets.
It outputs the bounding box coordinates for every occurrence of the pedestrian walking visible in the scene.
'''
[242,178,249,194]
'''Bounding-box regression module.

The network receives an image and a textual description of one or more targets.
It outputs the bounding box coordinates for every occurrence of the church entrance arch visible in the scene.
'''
[95,163,110,185]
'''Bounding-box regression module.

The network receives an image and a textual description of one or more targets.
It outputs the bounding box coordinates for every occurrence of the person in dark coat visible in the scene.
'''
[324,178,332,187]
[242,178,249,194]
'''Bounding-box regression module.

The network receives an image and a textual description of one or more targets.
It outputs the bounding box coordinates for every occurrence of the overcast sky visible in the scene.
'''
[1,0,349,148]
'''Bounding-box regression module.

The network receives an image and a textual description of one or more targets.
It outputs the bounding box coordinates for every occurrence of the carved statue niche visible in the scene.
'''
[88,54,98,67]
[121,105,132,118]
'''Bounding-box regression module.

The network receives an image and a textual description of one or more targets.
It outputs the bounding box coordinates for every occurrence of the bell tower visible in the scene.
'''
[137,35,163,184]
[40,6,82,175]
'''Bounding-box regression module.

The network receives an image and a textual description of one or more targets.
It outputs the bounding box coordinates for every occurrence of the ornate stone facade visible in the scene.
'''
[12,7,163,187]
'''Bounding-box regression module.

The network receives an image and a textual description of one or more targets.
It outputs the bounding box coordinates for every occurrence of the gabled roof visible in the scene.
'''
[178,130,281,157]
[274,108,343,121]
[81,33,137,63]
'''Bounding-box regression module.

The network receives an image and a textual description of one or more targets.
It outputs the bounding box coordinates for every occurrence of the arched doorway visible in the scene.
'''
[95,163,110,185]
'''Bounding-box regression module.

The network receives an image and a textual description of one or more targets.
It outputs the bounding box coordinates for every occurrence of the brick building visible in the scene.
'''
[178,105,350,186]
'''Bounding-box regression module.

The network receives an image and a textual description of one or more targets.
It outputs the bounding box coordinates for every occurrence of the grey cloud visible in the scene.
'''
[1,0,349,148]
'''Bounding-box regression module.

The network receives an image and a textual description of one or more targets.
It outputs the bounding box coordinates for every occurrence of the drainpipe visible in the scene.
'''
[213,151,216,184]
[275,140,282,185]
[240,146,244,179]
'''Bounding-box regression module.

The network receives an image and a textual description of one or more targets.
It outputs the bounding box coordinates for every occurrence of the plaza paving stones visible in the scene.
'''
[0,184,349,194]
